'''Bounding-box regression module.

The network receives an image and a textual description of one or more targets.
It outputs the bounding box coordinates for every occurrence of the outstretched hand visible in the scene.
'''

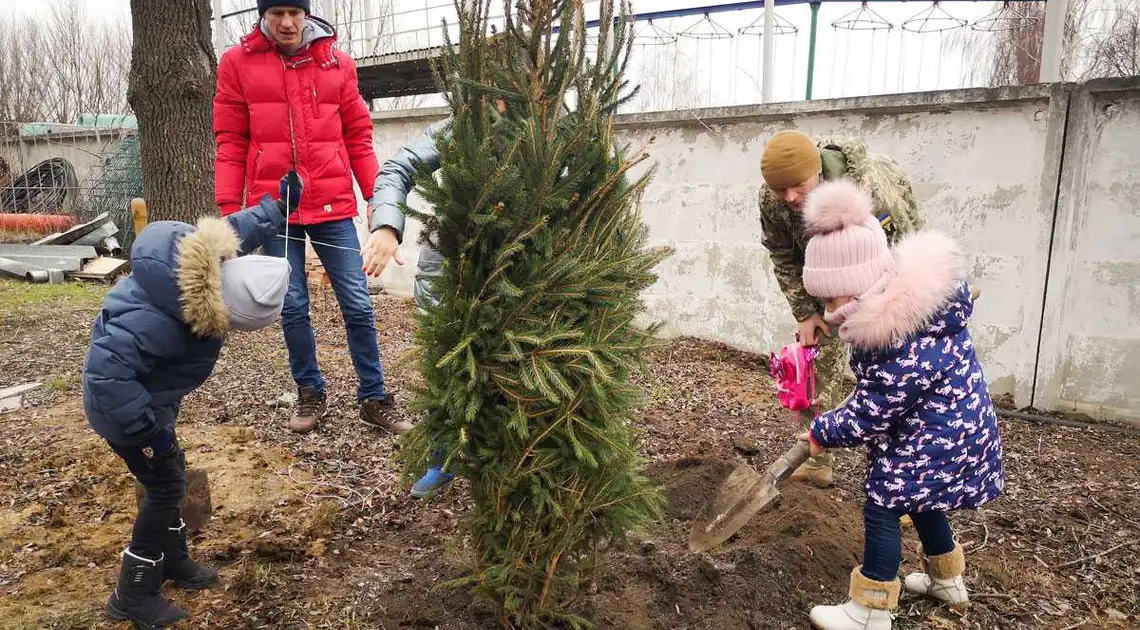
[362,226,404,277]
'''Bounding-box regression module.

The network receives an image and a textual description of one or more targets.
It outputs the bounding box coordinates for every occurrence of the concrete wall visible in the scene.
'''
[374,78,1140,424]
[1035,79,1140,423]
[615,87,1067,415]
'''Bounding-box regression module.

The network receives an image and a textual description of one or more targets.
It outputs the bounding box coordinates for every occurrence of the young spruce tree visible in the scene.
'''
[401,0,670,625]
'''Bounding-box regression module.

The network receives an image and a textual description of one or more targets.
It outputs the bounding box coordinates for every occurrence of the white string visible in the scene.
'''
[277,233,362,253]
[283,179,293,265]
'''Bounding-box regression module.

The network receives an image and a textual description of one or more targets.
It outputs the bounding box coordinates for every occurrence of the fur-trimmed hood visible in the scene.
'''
[130,216,241,338]
[828,230,968,352]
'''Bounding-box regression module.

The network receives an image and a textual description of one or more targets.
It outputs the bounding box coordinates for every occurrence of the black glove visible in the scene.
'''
[142,425,180,468]
[277,170,303,216]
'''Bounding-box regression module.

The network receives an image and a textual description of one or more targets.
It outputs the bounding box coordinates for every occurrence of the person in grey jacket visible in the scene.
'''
[362,101,507,497]
[363,116,453,313]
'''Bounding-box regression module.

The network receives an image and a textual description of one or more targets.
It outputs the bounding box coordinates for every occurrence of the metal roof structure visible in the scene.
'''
[357,46,454,100]
[350,0,1053,101]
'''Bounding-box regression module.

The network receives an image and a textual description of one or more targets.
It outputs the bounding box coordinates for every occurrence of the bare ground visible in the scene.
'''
[0,278,1137,630]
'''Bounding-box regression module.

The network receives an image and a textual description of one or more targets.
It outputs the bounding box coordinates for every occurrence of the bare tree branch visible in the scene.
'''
[0,0,130,123]
[954,0,1139,87]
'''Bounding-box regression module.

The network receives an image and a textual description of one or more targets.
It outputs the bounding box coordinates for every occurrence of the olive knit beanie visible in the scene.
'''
[761,130,823,190]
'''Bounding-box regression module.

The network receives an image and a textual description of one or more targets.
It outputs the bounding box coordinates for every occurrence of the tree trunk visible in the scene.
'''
[127,0,217,224]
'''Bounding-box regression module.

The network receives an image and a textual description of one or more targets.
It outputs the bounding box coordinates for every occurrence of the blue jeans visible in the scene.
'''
[862,502,955,582]
[264,218,387,401]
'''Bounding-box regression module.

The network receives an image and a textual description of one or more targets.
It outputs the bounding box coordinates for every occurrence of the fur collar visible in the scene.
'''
[835,230,965,351]
[175,217,240,338]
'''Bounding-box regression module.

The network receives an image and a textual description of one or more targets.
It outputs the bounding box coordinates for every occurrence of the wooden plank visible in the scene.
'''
[71,256,129,281]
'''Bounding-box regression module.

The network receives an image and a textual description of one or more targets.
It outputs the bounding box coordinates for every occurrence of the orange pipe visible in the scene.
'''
[0,214,77,234]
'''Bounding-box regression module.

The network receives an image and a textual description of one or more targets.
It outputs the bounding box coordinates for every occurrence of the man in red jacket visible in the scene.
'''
[213,0,411,436]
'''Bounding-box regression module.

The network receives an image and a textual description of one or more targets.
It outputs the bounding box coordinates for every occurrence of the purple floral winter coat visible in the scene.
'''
[809,231,1004,513]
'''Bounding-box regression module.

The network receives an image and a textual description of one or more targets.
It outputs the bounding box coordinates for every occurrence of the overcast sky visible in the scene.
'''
[9,0,1009,108]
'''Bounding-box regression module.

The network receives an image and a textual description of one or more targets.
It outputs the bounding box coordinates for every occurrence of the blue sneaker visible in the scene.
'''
[410,466,454,498]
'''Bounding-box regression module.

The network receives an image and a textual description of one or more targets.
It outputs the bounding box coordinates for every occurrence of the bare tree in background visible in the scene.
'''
[956,0,1139,87]
[1085,0,1140,77]
[634,44,701,112]
[0,0,131,123]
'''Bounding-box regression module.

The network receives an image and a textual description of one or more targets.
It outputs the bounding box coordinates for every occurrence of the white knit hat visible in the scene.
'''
[801,179,894,299]
[220,255,290,331]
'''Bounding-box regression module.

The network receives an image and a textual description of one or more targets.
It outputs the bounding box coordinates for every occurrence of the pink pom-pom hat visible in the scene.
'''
[801,179,894,300]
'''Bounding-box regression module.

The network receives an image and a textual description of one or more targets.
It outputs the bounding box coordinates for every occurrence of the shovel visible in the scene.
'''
[688,439,812,553]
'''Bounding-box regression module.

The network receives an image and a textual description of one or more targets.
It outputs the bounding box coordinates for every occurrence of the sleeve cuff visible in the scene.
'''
[794,305,821,322]
[369,203,406,243]
[809,423,828,449]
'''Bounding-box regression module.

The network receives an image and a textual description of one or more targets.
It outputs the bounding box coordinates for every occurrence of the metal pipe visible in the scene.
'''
[761,0,775,103]
[997,408,1140,438]
[1040,0,1068,82]
[213,0,224,59]
[805,1,820,100]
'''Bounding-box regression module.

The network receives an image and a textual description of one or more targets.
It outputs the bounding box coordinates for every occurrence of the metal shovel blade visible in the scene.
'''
[688,440,812,553]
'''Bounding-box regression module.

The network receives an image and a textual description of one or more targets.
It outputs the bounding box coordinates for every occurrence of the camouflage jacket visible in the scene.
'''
[759,137,924,322]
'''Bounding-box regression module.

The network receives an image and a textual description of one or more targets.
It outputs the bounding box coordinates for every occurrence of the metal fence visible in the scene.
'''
[0,120,141,246]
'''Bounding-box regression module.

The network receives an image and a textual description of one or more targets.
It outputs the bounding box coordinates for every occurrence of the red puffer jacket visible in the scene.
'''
[213,17,378,225]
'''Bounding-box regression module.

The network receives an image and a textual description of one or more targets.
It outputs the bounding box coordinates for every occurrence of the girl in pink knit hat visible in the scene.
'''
[795,179,1004,630]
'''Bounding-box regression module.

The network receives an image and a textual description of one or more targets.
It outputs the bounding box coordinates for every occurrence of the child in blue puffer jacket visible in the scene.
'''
[82,173,301,630]
[794,179,1004,630]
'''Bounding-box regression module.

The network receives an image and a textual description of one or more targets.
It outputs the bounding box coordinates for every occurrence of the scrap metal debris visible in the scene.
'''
[0,213,128,283]
[0,383,42,413]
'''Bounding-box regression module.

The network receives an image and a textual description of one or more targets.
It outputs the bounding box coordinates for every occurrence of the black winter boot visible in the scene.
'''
[107,548,189,629]
[163,519,219,590]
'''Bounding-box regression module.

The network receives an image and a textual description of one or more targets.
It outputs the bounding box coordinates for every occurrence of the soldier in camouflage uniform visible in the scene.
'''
[759,130,924,488]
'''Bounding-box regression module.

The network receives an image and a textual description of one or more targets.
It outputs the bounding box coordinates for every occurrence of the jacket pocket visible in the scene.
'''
[311,84,320,119]
[337,146,351,178]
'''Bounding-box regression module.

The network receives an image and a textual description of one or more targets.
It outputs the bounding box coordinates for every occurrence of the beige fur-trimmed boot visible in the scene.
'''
[809,566,899,630]
[904,543,969,611]
[789,459,834,488]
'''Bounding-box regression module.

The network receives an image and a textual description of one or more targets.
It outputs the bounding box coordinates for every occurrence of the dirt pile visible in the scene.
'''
[586,457,865,630]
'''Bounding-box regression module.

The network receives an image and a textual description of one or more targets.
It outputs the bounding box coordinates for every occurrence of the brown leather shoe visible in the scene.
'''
[360,395,413,434]
[289,386,327,434]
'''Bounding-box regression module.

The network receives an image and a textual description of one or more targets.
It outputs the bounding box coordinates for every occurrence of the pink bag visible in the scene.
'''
[768,338,820,414]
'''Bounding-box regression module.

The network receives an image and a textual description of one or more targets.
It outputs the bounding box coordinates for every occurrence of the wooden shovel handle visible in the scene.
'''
[764,440,813,482]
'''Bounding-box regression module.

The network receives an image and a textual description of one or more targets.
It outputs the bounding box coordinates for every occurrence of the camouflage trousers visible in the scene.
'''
[800,328,855,469]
